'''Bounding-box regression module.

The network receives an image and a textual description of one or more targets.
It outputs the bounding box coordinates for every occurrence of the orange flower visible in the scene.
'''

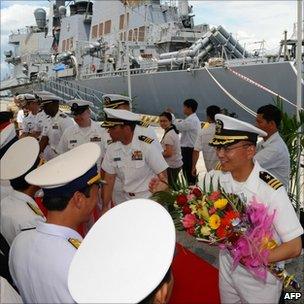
[222,211,239,228]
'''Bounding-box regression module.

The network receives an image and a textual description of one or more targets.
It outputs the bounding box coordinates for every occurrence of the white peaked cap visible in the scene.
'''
[0,124,16,150]
[68,199,176,303]
[104,108,140,121]
[67,99,94,107]
[1,137,39,180]
[25,143,101,189]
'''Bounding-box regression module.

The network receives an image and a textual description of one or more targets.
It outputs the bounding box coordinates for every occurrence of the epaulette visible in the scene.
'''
[138,135,154,144]
[59,113,67,118]
[139,121,150,128]
[107,139,113,145]
[259,171,283,190]
[68,238,81,249]
[214,162,222,171]
[26,202,44,217]
[201,122,210,129]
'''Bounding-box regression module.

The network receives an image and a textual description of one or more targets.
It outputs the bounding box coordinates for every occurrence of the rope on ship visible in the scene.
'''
[225,65,304,111]
[205,67,257,117]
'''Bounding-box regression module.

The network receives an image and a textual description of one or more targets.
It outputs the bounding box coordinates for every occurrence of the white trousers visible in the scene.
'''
[219,251,282,304]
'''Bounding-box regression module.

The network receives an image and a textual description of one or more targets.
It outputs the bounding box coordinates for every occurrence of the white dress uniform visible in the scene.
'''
[56,119,107,169]
[0,277,22,304]
[255,131,290,189]
[194,122,219,171]
[200,162,303,303]
[34,110,48,135]
[21,112,38,134]
[9,222,82,304]
[41,110,74,160]
[102,127,168,201]
[1,190,45,245]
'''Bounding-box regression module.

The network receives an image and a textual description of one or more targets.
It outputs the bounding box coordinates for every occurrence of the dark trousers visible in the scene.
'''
[167,167,182,188]
[181,147,196,185]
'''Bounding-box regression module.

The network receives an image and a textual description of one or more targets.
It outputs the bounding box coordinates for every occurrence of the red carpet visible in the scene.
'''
[169,243,220,304]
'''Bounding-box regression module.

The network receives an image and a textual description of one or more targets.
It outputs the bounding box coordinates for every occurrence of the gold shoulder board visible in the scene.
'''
[68,238,81,249]
[26,202,44,217]
[139,121,150,128]
[138,135,154,144]
[259,171,283,190]
[214,162,222,171]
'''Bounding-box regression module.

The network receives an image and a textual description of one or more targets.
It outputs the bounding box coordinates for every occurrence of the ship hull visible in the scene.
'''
[74,61,303,122]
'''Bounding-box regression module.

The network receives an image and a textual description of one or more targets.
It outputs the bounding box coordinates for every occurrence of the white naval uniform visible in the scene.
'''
[0,190,46,245]
[21,113,36,134]
[0,180,12,200]
[102,129,168,201]
[33,111,48,136]
[255,132,290,189]
[194,123,219,171]
[0,277,22,304]
[9,222,82,304]
[41,111,74,160]
[199,161,303,304]
[56,120,107,170]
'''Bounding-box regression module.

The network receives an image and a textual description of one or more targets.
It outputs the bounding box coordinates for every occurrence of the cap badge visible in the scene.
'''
[215,119,223,134]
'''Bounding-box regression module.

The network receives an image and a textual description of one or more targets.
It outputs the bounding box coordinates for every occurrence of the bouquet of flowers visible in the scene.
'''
[151,176,300,290]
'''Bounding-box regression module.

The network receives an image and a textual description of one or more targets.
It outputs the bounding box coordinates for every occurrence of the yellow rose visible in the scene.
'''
[197,205,210,220]
[214,198,228,210]
[209,214,221,229]
[200,225,211,236]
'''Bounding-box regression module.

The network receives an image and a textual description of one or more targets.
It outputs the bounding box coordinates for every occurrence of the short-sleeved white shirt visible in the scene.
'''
[22,112,38,133]
[0,190,45,245]
[9,222,82,303]
[174,113,201,148]
[194,123,219,171]
[254,132,290,189]
[161,128,183,168]
[41,111,74,160]
[102,128,168,200]
[16,110,24,124]
[33,111,48,134]
[56,120,107,169]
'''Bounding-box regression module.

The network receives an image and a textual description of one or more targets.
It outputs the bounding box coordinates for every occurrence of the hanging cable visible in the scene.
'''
[205,67,257,117]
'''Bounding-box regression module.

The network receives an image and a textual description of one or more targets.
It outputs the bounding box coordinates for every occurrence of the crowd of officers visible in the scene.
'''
[0,91,303,304]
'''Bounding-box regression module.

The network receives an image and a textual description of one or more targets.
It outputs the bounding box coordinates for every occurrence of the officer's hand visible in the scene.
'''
[149,177,168,193]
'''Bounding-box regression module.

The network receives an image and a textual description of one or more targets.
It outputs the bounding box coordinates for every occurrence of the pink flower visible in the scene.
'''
[191,187,202,197]
[208,191,221,201]
[209,207,216,215]
[182,214,197,229]
[187,194,196,201]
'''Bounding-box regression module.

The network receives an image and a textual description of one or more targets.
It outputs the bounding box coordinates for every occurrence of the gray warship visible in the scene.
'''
[1,0,303,121]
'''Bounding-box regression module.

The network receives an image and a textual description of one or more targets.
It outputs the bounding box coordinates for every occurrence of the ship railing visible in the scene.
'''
[81,67,158,80]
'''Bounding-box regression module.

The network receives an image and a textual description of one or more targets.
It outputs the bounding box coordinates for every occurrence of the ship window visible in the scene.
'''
[128,29,133,41]
[119,14,125,30]
[62,40,66,52]
[138,26,145,42]
[98,23,103,37]
[104,20,111,35]
[127,13,129,26]
[133,28,138,42]
[66,39,70,50]
[92,25,98,38]
[69,38,73,50]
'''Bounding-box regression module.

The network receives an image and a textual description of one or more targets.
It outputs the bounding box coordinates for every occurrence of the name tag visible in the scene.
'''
[90,137,101,142]
[113,157,121,161]
[132,150,143,161]
[70,140,77,144]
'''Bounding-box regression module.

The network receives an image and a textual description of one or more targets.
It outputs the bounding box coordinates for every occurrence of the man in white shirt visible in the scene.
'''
[38,94,74,161]
[101,108,168,214]
[173,99,200,184]
[255,104,290,189]
[0,137,45,245]
[192,105,220,174]
[57,99,106,169]
[9,143,103,304]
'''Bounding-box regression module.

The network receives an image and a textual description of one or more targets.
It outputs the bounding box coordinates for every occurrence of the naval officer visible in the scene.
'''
[101,108,168,214]
[202,114,303,304]
[56,99,106,168]
[9,143,103,304]
[0,137,45,245]
[38,93,74,160]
